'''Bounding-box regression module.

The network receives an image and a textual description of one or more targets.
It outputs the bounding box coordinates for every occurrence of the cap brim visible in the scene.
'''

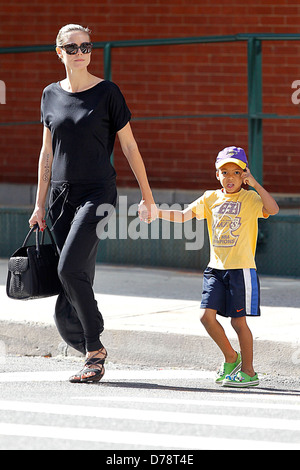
[216,158,247,170]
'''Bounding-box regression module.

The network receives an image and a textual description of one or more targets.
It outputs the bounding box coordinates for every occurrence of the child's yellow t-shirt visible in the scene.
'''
[188,188,269,270]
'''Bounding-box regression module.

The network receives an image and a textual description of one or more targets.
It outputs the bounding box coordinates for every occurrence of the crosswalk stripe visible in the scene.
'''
[1,368,299,450]
[0,422,298,450]
[0,400,299,432]
[73,395,300,412]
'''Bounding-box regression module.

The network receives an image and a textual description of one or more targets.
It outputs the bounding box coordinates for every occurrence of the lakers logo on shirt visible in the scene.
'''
[212,201,241,247]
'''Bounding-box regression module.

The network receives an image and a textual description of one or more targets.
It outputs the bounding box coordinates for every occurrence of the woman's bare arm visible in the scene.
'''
[118,122,158,222]
[29,126,53,230]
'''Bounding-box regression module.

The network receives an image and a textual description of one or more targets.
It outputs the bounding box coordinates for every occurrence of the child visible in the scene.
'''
[157,146,279,387]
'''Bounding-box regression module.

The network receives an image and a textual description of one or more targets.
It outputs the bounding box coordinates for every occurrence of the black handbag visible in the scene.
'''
[6,224,61,300]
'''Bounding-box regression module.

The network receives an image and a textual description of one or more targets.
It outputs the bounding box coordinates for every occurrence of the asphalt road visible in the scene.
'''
[0,356,299,451]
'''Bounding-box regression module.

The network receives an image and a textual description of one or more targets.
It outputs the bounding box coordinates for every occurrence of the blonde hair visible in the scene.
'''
[56,24,92,47]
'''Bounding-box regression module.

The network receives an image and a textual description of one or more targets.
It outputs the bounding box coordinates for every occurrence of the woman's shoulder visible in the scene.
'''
[103,80,124,94]
[42,82,59,96]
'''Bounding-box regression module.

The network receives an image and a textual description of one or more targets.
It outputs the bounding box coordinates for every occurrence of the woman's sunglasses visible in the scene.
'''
[61,42,93,55]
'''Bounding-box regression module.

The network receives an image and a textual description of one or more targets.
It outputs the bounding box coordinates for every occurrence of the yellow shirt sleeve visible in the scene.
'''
[187,192,212,220]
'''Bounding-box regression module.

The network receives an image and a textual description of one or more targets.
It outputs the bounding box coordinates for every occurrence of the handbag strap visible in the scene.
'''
[22,224,58,258]
[22,224,38,247]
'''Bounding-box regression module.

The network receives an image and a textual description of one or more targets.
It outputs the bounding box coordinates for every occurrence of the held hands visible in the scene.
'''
[138,199,158,224]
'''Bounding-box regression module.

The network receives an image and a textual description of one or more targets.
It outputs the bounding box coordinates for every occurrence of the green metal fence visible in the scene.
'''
[2,33,300,183]
[1,34,300,276]
[0,207,299,277]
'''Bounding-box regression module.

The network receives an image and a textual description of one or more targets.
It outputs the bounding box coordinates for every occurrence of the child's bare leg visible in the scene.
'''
[200,308,237,363]
[231,316,255,377]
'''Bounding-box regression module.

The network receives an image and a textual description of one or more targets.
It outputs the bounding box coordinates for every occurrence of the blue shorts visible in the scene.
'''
[201,267,261,318]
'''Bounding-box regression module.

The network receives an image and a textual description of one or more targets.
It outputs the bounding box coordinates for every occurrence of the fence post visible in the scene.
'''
[104,42,112,81]
[247,37,263,185]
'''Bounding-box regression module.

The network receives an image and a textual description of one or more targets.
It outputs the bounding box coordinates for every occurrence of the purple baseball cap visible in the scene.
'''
[215,146,248,170]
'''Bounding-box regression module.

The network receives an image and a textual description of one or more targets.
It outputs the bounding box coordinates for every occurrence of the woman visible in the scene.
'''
[29,24,157,383]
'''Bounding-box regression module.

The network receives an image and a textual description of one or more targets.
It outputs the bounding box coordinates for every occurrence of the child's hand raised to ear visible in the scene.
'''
[242,167,257,188]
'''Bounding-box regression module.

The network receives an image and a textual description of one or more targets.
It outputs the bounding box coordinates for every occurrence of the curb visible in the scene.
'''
[1,320,299,378]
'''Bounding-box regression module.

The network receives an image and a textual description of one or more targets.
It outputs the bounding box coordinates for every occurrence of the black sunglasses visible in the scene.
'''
[61,42,93,55]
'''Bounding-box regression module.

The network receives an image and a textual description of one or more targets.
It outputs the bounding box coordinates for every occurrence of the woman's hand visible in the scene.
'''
[29,206,47,231]
[138,199,158,224]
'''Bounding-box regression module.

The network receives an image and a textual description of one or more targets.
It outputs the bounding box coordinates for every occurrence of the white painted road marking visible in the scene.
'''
[73,395,300,411]
[0,422,298,450]
[0,368,299,450]
[0,400,299,433]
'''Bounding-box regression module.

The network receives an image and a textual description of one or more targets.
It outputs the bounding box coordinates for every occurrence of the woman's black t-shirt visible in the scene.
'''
[41,80,131,184]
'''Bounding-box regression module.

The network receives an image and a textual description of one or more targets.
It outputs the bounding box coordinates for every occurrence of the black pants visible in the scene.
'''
[49,181,117,354]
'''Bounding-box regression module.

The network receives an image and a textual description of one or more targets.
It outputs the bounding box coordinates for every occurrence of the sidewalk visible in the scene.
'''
[0,259,299,376]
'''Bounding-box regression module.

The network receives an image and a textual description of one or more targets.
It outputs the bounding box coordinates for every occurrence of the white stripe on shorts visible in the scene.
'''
[243,268,252,315]
[242,268,259,316]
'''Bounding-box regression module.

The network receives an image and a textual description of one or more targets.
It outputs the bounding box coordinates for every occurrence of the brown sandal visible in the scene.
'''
[69,348,107,384]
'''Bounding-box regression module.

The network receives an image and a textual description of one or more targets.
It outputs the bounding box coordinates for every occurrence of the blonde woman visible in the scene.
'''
[29,24,157,383]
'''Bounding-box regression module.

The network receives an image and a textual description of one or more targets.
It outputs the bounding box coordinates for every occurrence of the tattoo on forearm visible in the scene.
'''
[42,153,50,182]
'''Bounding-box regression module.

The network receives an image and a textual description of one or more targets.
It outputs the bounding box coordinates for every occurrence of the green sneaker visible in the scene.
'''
[215,352,242,384]
[222,371,259,388]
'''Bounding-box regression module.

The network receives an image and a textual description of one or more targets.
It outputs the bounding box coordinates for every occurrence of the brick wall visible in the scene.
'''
[1,0,300,193]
